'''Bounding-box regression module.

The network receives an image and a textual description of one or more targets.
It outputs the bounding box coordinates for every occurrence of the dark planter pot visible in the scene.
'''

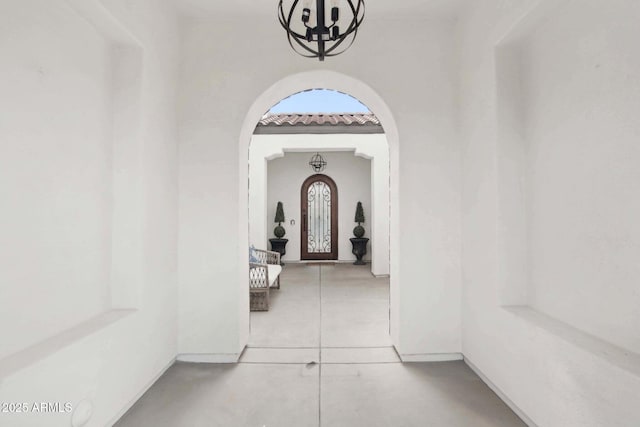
[269,238,288,265]
[349,237,369,265]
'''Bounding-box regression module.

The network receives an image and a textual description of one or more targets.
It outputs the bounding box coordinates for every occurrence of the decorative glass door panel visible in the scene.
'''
[307,181,331,253]
[301,174,338,260]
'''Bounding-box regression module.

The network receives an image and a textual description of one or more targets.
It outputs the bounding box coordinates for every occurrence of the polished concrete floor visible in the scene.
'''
[248,263,392,349]
[116,264,525,427]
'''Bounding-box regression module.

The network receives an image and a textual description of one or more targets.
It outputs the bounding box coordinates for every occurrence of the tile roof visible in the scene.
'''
[258,113,381,127]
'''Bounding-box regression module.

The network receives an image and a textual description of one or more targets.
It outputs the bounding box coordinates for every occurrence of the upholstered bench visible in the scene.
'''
[249,248,282,311]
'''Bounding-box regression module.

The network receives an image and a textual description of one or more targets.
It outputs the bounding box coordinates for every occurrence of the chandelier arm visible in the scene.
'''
[326,0,364,56]
[324,1,363,55]
[288,32,322,57]
[277,0,294,29]
[286,26,312,41]
[325,29,358,56]
[339,0,365,38]
[278,1,308,40]
[281,0,323,57]
[285,0,299,28]
[324,32,353,55]
[285,0,303,37]
[324,16,358,54]
[280,23,308,40]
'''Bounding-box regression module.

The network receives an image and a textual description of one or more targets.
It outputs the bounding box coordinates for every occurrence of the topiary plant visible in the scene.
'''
[274,201,286,238]
[353,201,365,238]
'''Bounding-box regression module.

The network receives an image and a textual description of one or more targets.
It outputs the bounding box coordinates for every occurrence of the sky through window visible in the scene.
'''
[268,89,370,114]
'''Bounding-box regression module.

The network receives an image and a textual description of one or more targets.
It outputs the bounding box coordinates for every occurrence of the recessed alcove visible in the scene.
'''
[494,0,640,359]
[0,0,143,376]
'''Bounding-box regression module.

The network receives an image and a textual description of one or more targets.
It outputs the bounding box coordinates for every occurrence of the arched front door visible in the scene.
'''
[301,174,338,260]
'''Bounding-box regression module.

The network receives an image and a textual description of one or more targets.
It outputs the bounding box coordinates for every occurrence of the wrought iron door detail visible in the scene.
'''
[307,181,332,253]
[301,174,338,260]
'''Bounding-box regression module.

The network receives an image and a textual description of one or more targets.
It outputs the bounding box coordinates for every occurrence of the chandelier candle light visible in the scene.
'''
[278,0,365,61]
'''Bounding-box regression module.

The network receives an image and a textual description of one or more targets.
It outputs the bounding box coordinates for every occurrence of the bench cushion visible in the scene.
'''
[267,264,282,287]
[249,245,259,263]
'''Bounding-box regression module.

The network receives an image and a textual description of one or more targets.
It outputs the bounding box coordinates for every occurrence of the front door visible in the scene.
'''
[301,174,338,260]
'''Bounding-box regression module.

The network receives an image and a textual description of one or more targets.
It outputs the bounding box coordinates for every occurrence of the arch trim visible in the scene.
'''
[237,70,400,352]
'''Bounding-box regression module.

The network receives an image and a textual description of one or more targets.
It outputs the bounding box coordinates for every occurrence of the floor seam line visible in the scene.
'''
[246,346,394,349]
[237,361,403,365]
[318,264,322,427]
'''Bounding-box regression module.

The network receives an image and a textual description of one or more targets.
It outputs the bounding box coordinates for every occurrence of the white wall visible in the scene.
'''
[0,0,180,425]
[0,0,113,360]
[7,1,638,425]
[522,0,640,355]
[459,0,640,425]
[178,17,461,359]
[267,151,371,263]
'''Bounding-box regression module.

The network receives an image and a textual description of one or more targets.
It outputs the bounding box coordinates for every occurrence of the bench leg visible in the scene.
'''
[250,288,270,311]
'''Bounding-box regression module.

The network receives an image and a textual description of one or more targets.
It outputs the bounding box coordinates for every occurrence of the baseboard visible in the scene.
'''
[108,356,175,426]
[464,358,537,427]
[400,353,463,362]
[176,353,240,364]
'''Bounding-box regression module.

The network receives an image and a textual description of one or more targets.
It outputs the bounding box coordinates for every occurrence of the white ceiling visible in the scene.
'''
[172,0,465,20]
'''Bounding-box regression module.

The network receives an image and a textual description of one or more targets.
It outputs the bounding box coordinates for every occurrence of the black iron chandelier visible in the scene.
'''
[278,0,365,61]
[309,153,327,172]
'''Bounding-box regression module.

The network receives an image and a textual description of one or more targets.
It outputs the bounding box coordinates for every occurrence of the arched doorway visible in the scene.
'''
[301,174,338,260]
[238,70,400,351]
